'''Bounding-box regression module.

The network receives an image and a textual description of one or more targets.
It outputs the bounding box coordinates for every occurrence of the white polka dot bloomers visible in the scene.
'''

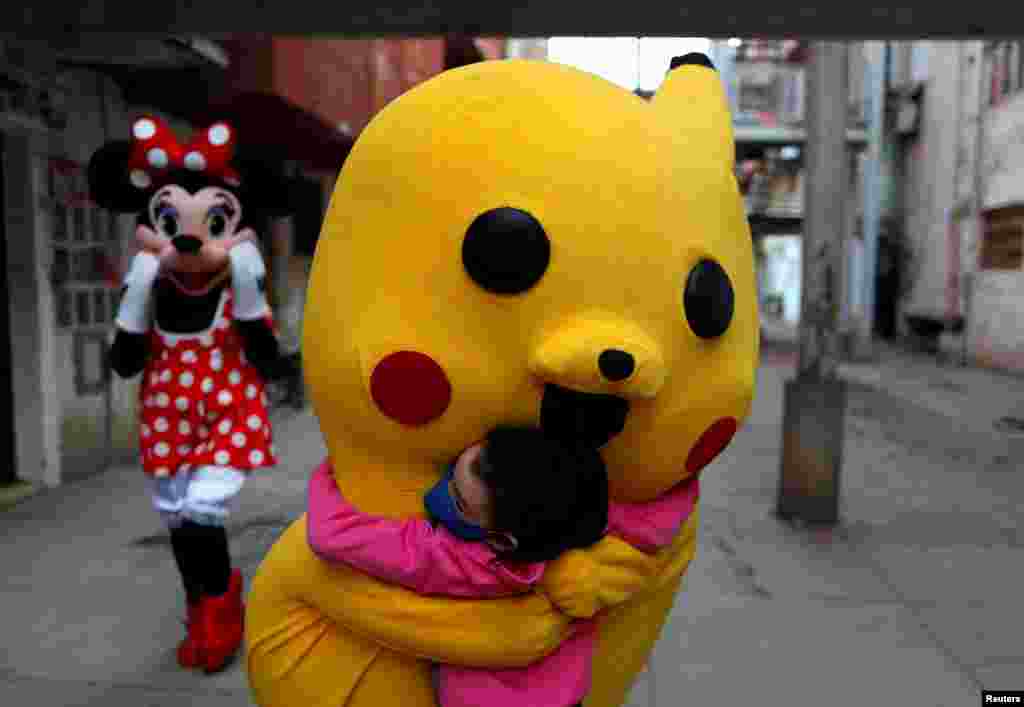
[138,289,277,479]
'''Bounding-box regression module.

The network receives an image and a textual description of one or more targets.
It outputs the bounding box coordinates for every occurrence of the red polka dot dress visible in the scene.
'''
[139,289,277,478]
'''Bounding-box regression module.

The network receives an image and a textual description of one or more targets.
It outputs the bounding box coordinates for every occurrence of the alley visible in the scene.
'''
[628,344,1024,706]
[2,345,1023,706]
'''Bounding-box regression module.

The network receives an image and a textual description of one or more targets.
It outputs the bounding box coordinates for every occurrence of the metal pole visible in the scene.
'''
[856,41,886,360]
[777,41,849,526]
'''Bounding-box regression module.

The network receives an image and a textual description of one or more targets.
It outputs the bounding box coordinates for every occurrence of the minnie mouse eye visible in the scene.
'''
[206,206,229,237]
[156,205,179,237]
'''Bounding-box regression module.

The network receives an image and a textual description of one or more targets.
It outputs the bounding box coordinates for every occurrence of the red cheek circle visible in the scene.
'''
[685,417,739,474]
[370,351,453,426]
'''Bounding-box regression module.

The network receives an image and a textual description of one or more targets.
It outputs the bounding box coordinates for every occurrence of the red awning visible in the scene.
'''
[197,92,354,172]
[93,64,352,173]
[444,35,486,69]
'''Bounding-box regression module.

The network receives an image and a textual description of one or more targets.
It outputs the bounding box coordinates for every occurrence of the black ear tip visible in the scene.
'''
[670,53,715,71]
[87,140,148,213]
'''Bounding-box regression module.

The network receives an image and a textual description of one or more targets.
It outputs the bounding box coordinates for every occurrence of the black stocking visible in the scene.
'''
[172,520,233,599]
[169,523,203,605]
[190,522,232,597]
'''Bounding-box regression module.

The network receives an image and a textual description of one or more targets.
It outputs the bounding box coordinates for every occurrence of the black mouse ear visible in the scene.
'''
[87,140,149,213]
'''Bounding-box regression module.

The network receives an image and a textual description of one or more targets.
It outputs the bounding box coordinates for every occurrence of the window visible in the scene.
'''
[779,66,805,124]
[738,81,778,114]
[988,40,1024,106]
[736,63,780,116]
[41,156,122,330]
[980,206,1024,270]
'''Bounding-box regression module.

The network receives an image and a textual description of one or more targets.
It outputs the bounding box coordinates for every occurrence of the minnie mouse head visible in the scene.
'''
[89,115,293,295]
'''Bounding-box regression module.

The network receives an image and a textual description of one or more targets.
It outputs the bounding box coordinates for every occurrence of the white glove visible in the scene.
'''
[115,251,161,333]
[229,240,270,321]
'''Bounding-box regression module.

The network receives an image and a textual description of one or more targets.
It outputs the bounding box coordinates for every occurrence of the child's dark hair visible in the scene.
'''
[477,425,608,564]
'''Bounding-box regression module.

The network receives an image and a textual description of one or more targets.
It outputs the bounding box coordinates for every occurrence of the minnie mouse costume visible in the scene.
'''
[89,115,296,674]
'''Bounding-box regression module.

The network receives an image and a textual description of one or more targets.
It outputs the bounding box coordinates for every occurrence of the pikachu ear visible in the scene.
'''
[650,53,735,169]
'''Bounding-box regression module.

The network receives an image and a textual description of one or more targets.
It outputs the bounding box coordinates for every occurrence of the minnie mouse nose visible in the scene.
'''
[172,235,203,254]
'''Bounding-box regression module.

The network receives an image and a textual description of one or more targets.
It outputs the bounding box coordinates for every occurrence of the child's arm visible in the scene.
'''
[606,476,700,552]
[306,460,542,598]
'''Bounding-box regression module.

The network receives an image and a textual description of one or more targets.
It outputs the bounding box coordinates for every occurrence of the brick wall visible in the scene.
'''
[969,270,1024,372]
[262,38,448,135]
[269,38,375,133]
[240,37,500,137]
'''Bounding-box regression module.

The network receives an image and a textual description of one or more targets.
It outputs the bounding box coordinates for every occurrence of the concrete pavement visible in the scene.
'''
[626,342,1024,706]
[0,404,324,706]
[2,345,1022,706]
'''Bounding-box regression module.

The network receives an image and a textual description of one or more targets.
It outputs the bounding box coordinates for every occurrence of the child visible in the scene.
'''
[306,425,699,707]
[90,115,295,673]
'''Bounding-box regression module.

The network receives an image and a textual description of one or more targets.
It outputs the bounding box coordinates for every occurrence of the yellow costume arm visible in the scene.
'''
[540,505,701,619]
[541,534,659,619]
[246,506,701,707]
[248,513,694,668]
[255,516,573,668]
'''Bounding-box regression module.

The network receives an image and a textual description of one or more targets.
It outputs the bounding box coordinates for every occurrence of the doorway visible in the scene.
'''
[0,136,16,484]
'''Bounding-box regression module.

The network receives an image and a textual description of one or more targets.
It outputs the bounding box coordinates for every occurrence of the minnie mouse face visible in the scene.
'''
[138,181,255,294]
[88,115,293,295]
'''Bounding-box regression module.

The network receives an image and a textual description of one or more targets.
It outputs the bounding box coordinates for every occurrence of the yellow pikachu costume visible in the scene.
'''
[245,54,757,707]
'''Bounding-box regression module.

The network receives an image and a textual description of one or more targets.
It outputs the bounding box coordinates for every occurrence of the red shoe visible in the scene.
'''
[176,601,205,668]
[202,569,245,674]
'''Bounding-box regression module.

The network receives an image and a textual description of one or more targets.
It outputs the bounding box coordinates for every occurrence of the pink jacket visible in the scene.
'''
[306,459,698,707]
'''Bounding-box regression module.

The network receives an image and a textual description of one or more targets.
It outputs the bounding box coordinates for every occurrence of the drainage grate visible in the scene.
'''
[995,416,1024,433]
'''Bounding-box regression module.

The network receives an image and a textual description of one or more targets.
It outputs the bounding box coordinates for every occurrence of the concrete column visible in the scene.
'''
[3,128,62,487]
[797,42,849,381]
[777,42,850,526]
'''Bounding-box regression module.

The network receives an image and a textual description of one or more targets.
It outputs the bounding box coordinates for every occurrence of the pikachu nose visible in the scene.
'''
[598,349,635,382]
[528,316,666,399]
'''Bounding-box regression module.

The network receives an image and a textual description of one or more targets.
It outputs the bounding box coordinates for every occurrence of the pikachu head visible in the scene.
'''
[304,54,757,503]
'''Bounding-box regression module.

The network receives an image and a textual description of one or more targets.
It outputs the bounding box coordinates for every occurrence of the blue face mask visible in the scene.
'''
[424,462,489,542]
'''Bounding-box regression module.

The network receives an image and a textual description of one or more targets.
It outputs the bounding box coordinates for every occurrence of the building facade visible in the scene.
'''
[710,39,868,337]
[877,40,1024,374]
[1,37,224,489]
[0,35,507,491]
[973,40,1024,372]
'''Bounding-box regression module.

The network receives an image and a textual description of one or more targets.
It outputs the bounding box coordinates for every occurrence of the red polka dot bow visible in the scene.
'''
[127,115,240,190]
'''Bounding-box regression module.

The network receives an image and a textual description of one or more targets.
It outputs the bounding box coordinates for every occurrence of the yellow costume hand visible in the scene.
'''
[541,534,659,619]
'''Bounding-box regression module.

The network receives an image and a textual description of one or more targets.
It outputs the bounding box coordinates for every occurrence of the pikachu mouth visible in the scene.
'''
[539,384,630,449]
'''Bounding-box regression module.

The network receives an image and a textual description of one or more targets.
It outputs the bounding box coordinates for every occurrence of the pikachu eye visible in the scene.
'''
[684,259,734,339]
[462,207,550,295]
